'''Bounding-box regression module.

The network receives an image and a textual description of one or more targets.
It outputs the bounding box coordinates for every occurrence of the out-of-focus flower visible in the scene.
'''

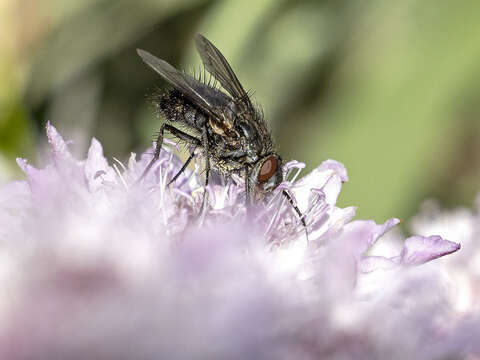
[0,123,465,359]
[410,198,480,345]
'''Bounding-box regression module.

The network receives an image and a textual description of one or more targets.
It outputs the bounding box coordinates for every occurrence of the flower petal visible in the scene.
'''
[46,121,73,163]
[338,218,401,257]
[290,160,348,217]
[400,235,461,266]
[84,138,117,191]
[319,159,349,182]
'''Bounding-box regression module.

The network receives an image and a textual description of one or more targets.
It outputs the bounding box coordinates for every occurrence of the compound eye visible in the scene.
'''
[258,156,277,183]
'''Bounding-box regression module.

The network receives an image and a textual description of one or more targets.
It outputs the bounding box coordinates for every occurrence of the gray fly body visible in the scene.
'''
[137,34,305,228]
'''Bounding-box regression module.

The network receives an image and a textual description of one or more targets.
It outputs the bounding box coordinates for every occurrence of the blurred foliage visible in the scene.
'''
[1,0,479,223]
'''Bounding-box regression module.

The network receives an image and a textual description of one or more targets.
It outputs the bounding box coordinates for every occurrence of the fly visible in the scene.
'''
[137,34,306,229]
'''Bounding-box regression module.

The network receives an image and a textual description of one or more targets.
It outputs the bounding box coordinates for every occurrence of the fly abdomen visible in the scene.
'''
[157,89,207,128]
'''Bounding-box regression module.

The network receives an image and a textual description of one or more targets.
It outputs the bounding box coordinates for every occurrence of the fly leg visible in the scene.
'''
[282,190,306,227]
[166,150,196,186]
[244,167,254,221]
[136,123,201,184]
[244,167,251,207]
[200,127,210,213]
[282,190,308,240]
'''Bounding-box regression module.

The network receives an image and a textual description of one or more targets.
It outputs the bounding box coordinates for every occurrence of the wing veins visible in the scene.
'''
[194,34,250,103]
[137,49,217,119]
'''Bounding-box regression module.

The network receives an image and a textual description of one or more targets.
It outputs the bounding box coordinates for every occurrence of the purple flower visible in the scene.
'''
[410,199,480,317]
[0,123,467,359]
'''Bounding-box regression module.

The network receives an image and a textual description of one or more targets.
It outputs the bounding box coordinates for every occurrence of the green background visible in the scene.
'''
[1,0,479,224]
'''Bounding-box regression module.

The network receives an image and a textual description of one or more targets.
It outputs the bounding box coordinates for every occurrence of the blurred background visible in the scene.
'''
[1,0,479,224]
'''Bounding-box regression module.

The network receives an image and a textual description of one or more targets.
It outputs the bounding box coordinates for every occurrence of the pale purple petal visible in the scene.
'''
[358,255,397,273]
[309,206,357,242]
[0,180,29,204]
[16,158,59,205]
[400,235,461,265]
[15,157,29,174]
[0,181,30,237]
[291,159,348,212]
[46,121,74,163]
[84,138,117,191]
[319,159,349,182]
[337,218,400,257]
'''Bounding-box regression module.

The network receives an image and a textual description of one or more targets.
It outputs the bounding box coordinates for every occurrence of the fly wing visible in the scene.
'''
[195,34,252,109]
[137,49,219,119]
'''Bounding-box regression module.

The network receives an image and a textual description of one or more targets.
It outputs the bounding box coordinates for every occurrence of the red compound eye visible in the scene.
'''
[258,156,277,183]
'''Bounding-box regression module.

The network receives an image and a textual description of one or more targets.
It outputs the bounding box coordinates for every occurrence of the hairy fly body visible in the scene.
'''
[137,34,305,228]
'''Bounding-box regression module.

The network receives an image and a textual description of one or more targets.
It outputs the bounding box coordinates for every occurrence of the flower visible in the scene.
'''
[0,123,467,359]
[410,199,480,331]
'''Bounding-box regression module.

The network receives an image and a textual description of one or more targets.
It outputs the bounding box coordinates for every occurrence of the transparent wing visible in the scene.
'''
[137,49,218,118]
[194,34,250,103]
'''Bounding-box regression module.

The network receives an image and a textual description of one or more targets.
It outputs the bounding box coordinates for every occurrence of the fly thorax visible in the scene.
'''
[208,117,225,135]
[246,153,259,163]
[226,101,238,118]
[238,121,260,142]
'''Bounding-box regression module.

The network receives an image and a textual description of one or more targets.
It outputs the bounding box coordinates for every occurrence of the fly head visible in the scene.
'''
[249,154,283,201]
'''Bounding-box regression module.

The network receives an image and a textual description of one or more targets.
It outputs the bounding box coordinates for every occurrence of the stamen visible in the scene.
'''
[112,163,128,190]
